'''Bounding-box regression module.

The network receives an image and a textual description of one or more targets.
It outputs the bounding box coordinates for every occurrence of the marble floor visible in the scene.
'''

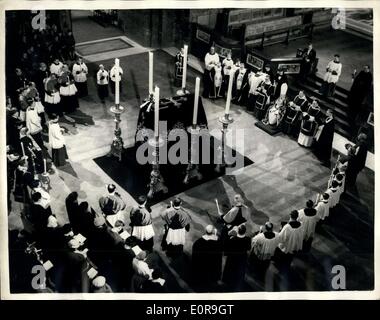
[7,15,375,292]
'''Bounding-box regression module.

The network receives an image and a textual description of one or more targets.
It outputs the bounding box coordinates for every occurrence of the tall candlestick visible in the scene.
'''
[182,45,188,90]
[225,73,234,116]
[115,58,120,105]
[149,52,153,94]
[154,86,160,137]
[43,159,47,173]
[21,142,25,156]
[192,77,200,126]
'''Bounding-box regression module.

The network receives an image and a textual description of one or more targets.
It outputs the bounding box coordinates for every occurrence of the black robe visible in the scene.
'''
[192,237,223,287]
[222,236,251,291]
[300,48,316,78]
[314,118,335,163]
[348,71,372,114]
[232,69,249,105]
[65,195,80,234]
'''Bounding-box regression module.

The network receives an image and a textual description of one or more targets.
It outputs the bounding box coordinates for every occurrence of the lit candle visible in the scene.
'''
[149,52,153,94]
[225,73,234,115]
[43,159,47,173]
[115,58,120,105]
[154,86,160,137]
[192,77,200,126]
[21,142,25,156]
[182,45,188,90]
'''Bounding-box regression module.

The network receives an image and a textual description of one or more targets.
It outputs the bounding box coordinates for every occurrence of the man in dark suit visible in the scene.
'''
[299,43,317,80]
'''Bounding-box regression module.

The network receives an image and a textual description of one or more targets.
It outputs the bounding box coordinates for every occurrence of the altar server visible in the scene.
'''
[49,58,63,76]
[315,193,330,220]
[319,54,342,97]
[110,62,124,95]
[298,200,319,251]
[72,56,88,97]
[250,222,279,281]
[326,180,340,209]
[203,46,220,98]
[48,114,68,167]
[222,52,234,95]
[277,210,304,255]
[97,64,109,104]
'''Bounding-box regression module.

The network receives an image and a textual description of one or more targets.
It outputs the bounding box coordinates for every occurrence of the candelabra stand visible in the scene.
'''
[107,104,125,161]
[215,114,234,173]
[147,136,168,199]
[183,125,203,184]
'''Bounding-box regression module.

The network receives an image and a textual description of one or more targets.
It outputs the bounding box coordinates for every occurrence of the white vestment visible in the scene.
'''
[316,199,330,220]
[222,58,234,76]
[278,223,304,254]
[323,61,342,83]
[48,122,65,149]
[204,53,220,71]
[298,209,319,241]
[251,232,280,260]
[72,63,88,83]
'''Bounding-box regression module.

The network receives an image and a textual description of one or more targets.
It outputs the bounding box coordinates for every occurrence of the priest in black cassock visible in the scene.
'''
[348,65,372,125]
[313,109,335,167]
[191,225,222,290]
[222,224,251,291]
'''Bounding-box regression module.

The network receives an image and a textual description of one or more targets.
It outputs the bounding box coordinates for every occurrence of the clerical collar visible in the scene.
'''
[237,233,246,238]
[173,206,181,210]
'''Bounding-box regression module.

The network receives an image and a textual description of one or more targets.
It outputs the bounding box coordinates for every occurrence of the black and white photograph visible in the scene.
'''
[0,1,378,300]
